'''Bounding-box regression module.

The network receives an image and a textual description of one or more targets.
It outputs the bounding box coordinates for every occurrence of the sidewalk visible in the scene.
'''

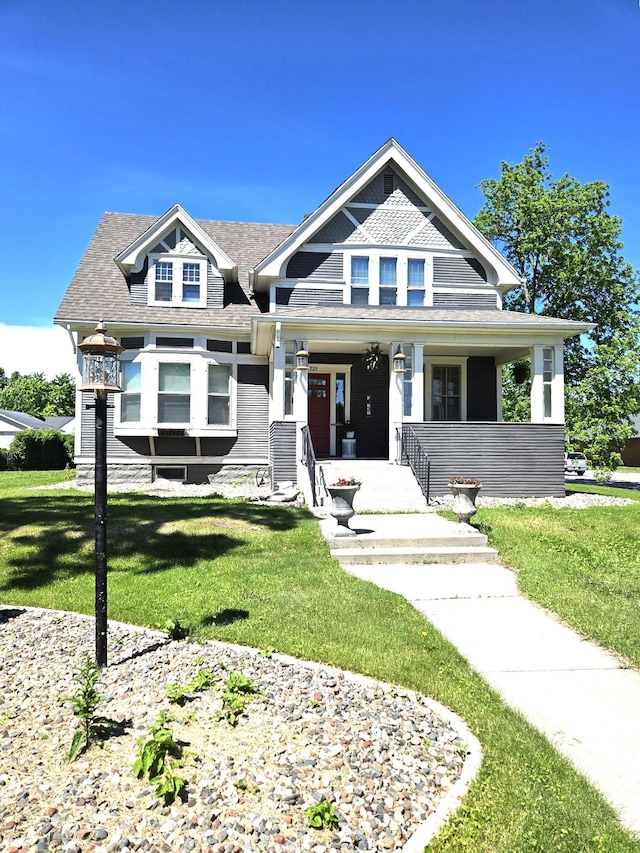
[335,513,640,835]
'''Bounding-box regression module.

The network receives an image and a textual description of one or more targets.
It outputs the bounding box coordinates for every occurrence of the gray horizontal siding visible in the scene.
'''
[286,251,344,280]
[80,391,148,457]
[433,256,487,285]
[235,364,269,456]
[407,422,565,497]
[433,292,497,310]
[269,421,297,488]
[276,287,344,308]
[206,263,224,308]
[129,259,148,305]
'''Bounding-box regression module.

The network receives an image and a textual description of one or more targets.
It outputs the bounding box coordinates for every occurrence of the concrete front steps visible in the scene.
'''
[320,513,498,567]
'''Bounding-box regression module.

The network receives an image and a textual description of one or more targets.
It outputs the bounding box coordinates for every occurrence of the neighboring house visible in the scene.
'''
[44,415,76,434]
[0,410,48,450]
[55,139,592,496]
[622,414,640,467]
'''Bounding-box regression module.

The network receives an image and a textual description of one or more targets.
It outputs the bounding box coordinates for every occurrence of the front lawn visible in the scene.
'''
[0,471,638,851]
[475,485,640,668]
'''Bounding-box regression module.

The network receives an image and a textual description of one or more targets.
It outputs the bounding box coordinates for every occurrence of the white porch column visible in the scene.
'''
[496,364,503,422]
[271,326,286,421]
[552,345,565,424]
[530,346,545,423]
[412,344,425,421]
[388,341,405,461]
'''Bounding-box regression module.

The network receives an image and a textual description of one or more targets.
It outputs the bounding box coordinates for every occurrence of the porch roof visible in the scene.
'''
[251,305,595,357]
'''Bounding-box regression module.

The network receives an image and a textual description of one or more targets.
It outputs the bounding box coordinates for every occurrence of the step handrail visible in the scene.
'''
[397,425,431,504]
[301,425,327,507]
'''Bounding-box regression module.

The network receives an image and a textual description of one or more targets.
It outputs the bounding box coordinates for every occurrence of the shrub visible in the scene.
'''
[9,429,72,470]
[0,448,7,471]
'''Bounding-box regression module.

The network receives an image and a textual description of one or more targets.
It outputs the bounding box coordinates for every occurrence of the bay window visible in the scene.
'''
[158,363,191,423]
[208,364,231,424]
[121,362,141,422]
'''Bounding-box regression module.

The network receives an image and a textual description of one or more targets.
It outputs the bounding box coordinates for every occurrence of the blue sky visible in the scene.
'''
[0,0,639,377]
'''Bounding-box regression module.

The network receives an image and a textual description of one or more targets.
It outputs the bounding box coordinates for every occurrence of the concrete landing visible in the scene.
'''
[347,559,640,835]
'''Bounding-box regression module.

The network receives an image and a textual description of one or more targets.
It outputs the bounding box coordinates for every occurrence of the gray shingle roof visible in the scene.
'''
[55,213,297,329]
[0,410,48,430]
[267,304,593,330]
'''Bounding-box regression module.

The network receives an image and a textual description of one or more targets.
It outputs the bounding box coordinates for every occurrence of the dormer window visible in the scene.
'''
[149,255,207,308]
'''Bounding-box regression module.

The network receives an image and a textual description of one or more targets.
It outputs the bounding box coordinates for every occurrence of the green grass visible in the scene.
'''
[0,471,638,851]
[473,484,640,670]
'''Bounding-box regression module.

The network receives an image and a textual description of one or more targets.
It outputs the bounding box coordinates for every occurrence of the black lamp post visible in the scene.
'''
[78,321,123,668]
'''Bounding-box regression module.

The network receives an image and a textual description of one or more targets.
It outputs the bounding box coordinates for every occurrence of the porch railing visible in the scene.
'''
[398,425,431,504]
[301,425,327,507]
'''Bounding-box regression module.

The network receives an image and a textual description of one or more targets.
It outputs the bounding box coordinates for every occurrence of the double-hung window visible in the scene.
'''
[432,365,461,421]
[158,363,191,423]
[543,348,554,418]
[351,256,369,305]
[182,263,201,303]
[121,362,141,422]
[407,259,425,306]
[379,257,397,305]
[150,257,206,307]
[155,262,173,302]
[208,364,231,425]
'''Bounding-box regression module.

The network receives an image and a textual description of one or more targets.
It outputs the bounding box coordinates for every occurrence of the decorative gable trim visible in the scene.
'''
[115,204,236,280]
[252,139,521,292]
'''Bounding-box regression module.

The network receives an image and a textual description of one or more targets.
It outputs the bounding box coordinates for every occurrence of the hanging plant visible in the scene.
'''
[512,361,530,385]
[362,343,384,372]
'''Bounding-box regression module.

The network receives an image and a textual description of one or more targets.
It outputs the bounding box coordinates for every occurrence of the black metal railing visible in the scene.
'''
[398,425,431,504]
[301,425,326,507]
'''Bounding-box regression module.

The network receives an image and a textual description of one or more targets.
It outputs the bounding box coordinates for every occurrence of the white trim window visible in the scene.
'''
[379,257,397,305]
[121,362,141,422]
[407,259,425,306]
[284,341,295,416]
[158,363,191,424]
[543,347,554,419]
[350,256,369,305]
[148,256,207,308]
[432,364,461,421]
[208,364,231,425]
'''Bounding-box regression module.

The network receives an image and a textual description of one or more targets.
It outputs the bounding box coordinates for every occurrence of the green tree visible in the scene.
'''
[475,142,640,472]
[0,372,75,420]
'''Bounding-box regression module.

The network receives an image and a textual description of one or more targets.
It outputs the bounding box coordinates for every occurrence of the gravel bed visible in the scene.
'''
[0,608,479,853]
[431,492,635,509]
[36,479,635,508]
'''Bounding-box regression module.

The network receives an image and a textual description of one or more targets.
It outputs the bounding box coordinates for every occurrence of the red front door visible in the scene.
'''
[308,373,331,454]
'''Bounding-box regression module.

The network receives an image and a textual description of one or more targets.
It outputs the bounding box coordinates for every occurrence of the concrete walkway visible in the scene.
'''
[328,512,640,835]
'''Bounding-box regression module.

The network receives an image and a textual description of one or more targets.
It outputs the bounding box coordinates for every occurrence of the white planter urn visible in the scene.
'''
[327,485,360,536]
[450,483,481,524]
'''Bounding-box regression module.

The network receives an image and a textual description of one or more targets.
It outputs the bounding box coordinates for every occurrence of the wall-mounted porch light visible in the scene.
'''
[296,348,310,371]
[77,321,123,669]
[393,346,407,374]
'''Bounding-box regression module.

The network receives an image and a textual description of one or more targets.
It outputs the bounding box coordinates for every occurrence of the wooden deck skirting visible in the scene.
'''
[406,422,565,498]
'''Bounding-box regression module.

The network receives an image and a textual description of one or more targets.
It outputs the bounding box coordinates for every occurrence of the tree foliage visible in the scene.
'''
[0,372,75,420]
[475,142,640,471]
[9,429,73,470]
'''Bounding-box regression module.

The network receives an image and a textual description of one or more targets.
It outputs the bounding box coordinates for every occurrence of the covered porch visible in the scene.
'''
[252,306,589,497]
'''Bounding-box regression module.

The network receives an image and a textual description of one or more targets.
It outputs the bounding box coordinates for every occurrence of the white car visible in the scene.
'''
[564,452,588,476]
